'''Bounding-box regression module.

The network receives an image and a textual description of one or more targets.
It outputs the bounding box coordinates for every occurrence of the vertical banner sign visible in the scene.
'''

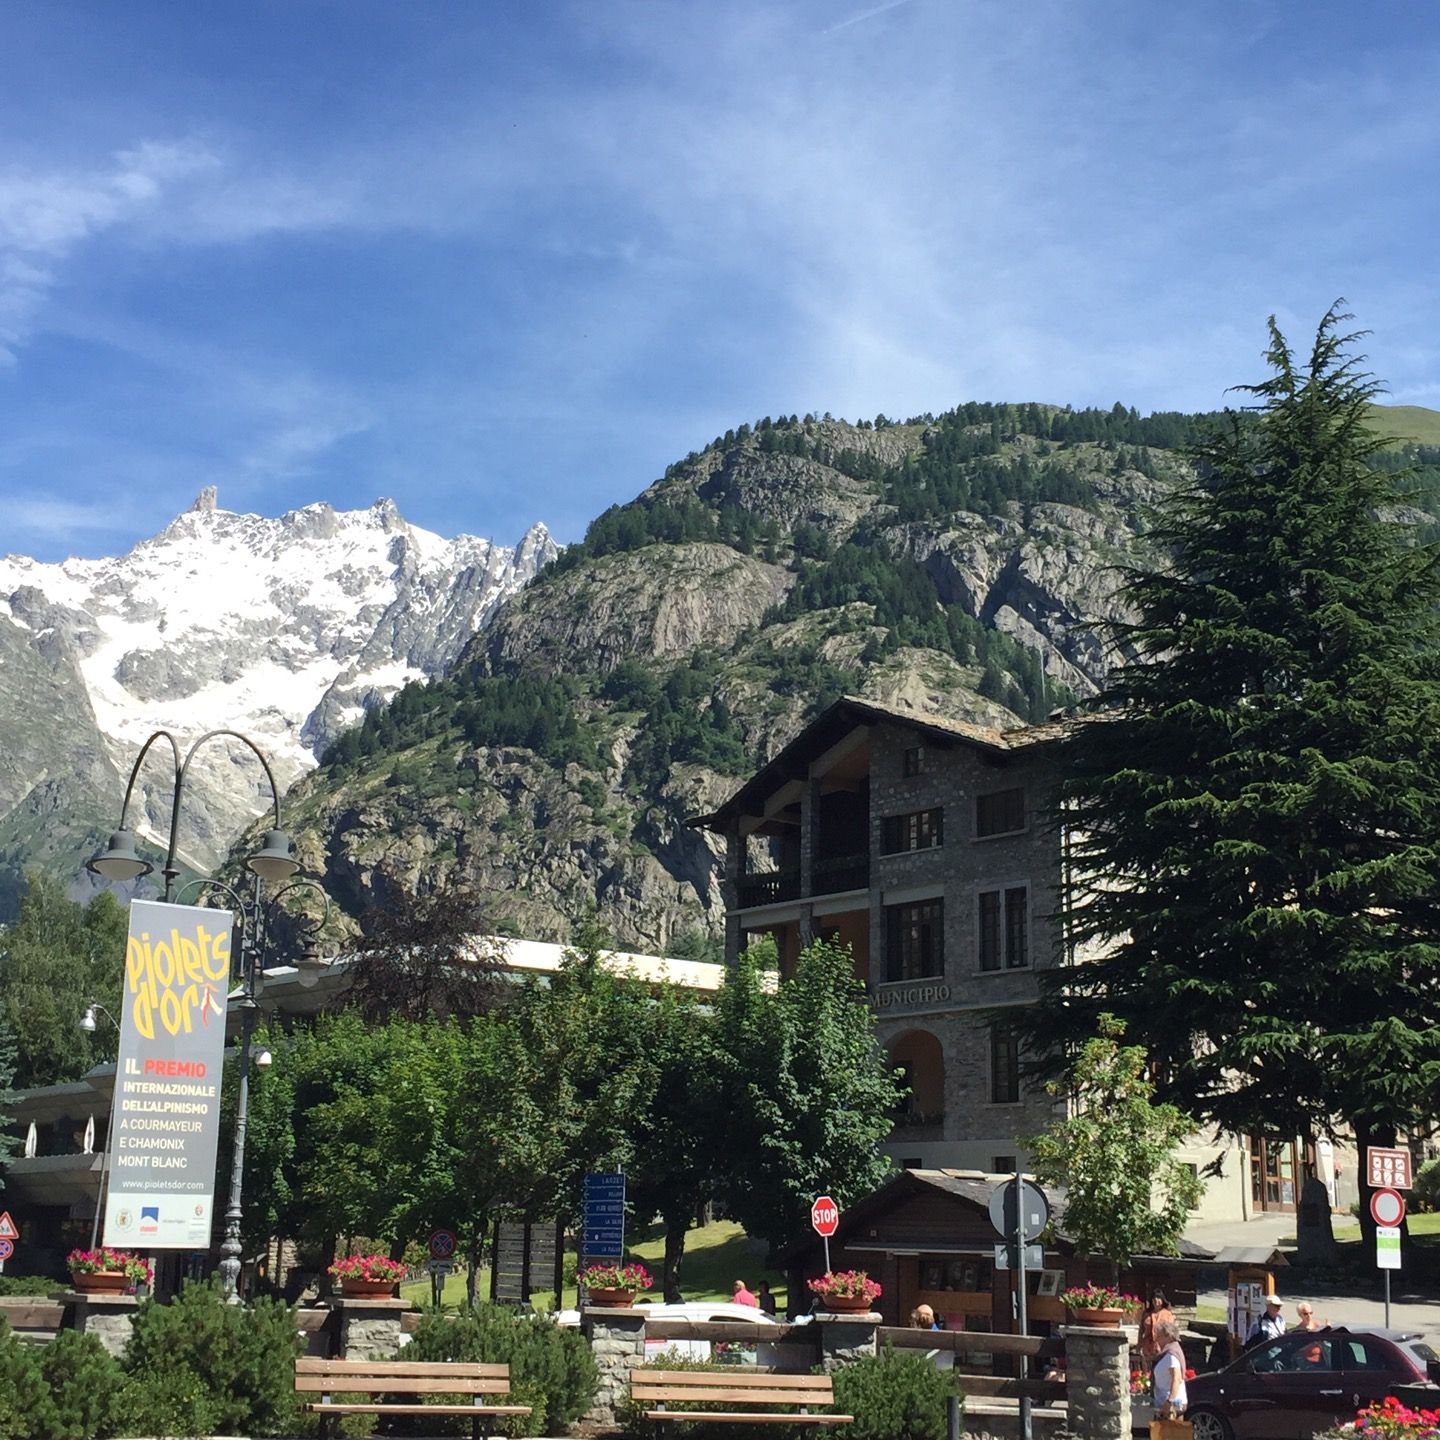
[103,900,233,1250]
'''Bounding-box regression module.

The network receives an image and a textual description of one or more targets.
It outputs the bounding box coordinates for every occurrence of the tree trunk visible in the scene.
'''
[662,1208,689,1302]
[465,1216,486,1308]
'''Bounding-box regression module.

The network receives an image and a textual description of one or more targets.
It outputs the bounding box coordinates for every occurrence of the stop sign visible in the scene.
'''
[811,1195,840,1237]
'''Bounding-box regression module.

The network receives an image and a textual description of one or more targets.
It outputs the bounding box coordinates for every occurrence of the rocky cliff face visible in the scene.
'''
[0,493,554,915]
[279,410,1194,949]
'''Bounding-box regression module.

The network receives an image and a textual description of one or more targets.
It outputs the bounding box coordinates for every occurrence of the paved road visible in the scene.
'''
[1198,1285,1440,1340]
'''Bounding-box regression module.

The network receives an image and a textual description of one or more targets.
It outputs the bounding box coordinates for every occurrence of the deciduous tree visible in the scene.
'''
[1024,1015,1201,1274]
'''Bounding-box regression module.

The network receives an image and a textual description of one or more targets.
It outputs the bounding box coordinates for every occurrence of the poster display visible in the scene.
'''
[102,900,233,1250]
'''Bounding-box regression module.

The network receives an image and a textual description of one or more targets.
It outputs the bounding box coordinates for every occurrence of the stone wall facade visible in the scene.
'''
[581,1306,648,1426]
[721,711,1065,1172]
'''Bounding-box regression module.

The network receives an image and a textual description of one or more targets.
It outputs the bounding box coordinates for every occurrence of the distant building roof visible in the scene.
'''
[692,694,1065,829]
[778,1167,1214,1265]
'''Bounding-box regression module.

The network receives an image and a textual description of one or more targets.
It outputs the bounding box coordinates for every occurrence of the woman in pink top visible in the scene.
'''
[733,1280,759,1308]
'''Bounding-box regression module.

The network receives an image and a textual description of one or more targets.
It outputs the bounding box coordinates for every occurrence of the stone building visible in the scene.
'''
[695,695,1066,1174]
[694,695,1355,1220]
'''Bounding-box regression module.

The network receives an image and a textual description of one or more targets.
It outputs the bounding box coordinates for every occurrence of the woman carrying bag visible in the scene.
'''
[1151,1319,1191,1440]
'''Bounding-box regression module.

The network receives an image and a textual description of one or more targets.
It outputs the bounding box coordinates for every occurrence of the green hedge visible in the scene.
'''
[404,1304,599,1438]
[0,1279,306,1439]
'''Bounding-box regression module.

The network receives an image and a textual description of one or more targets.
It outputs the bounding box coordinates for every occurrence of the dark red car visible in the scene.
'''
[1186,1327,1439,1440]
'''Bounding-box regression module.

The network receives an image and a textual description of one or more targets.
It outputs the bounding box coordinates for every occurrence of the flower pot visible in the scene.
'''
[1067,1306,1126,1327]
[587,1287,637,1308]
[818,1294,874,1314]
[71,1270,128,1295]
[339,1278,397,1298]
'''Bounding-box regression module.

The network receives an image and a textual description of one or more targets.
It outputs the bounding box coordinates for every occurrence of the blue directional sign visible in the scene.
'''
[583,1171,626,1258]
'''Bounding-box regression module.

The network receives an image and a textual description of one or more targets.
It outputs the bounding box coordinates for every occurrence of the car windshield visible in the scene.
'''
[1406,1341,1439,1365]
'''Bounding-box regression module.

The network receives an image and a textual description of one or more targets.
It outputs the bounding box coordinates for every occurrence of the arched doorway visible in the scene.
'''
[888,1029,946,1131]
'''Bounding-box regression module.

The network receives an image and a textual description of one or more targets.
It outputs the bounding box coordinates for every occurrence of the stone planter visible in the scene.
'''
[586,1287,637,1308]
[70,1270,128,1295]
[338,1278,397,1298]
[1066,1305,1128,1327]
[817,1293,875,1313]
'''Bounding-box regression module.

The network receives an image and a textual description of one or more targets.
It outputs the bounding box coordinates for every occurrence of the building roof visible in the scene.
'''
[778,1168,1215,1265]
[691,695,1064,830]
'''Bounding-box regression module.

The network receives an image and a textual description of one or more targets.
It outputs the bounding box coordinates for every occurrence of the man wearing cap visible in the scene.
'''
[1246,1295,1287,1347]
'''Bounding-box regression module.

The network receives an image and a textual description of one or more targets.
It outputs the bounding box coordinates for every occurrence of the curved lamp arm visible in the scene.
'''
[89,728,298,899]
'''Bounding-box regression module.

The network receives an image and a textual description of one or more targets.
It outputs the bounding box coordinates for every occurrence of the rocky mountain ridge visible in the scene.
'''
[0,490,555,915]
[279,407,1206,948]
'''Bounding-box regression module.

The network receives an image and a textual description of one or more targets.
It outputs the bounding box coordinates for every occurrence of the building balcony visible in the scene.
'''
[812,852,869,895]
[890,1110,945,1140]
[737,870,802,908]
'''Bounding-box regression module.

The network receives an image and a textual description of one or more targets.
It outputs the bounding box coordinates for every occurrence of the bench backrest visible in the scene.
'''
[631,1370,836,1407]
[295,1358,512,1396]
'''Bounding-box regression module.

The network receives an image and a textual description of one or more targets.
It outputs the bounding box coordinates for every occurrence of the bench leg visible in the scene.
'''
[471,1413,480,1440]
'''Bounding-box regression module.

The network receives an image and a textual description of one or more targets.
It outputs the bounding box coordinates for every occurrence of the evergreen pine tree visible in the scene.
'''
[1028,307,1440,1192]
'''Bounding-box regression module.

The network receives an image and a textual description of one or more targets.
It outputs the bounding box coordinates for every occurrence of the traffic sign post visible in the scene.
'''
[990,1177,1048,1440]
[582,1172,626,1261]
[1369,1184,1407,1327]
[429,1228,458,1261]
[811,1195,840,1274]
[0,1213,19,1243]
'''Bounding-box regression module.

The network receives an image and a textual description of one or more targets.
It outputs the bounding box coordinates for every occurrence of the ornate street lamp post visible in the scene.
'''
[86,728,325,1302]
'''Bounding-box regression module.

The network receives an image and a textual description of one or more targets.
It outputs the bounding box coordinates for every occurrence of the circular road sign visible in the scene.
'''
[1370,1188,1406,1228]
[0,1239,12,1261]
[429,1228,458,1261]
[811,1195,840,1238]
[988,1179,1050,1243]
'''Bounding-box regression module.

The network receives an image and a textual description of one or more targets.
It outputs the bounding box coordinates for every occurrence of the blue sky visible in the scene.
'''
[2,0,1437,562]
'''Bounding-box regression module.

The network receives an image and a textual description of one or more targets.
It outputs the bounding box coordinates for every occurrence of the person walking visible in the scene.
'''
[1151,1320,1189,1418]
[1140,1290,1176,1363]
[1246,1295,1286,1346]
[1295,1302,1326,1331]
[733,1280,759,1308]
[756,1281,777,1316]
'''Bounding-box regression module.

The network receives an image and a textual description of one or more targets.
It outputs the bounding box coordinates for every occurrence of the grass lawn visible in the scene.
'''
[400,1217,791,1311]
[1367,404,1440,448]
[1330,1211,1440,1243]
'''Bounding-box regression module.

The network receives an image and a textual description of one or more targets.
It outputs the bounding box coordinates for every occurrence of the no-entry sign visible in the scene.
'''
[811,1195,840,1237]
[1371,1188,1406,1228]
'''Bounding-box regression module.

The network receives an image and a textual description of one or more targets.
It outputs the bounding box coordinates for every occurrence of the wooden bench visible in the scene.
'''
[632,1369,853,1435]
[295,1357,531,1439]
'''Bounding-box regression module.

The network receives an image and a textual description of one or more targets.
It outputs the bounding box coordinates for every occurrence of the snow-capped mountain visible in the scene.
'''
[0,487,555,894]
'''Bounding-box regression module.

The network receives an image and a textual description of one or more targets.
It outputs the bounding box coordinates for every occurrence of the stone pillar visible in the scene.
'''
[582,1305,647,1425]
[331,1297,411,1360]
[800,776,821,897]
[62,1292,139,1359]
[815,1311,881,1372]
[724,826,743,964]
[1063,1324,1132,1440]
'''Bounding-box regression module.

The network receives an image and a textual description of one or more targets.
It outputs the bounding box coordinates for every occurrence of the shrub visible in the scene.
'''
[831,1346,961,1440]
[1414,1156,1440,1213]
[122,1277,304,1436]
[406,1304,599,1438]
[0,1275,60,1296]
[34,1330,123,1440]
[0,1320,53,1440]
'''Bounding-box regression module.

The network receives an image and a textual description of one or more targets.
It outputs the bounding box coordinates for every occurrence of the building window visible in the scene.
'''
[976,786,1026,838]
[903,746,925,778]
[992,1155,1017,1175]
[978,886,1029,970]
[991,1024,1020,1104]
[885,899,944,981]
[881,808,944,854]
